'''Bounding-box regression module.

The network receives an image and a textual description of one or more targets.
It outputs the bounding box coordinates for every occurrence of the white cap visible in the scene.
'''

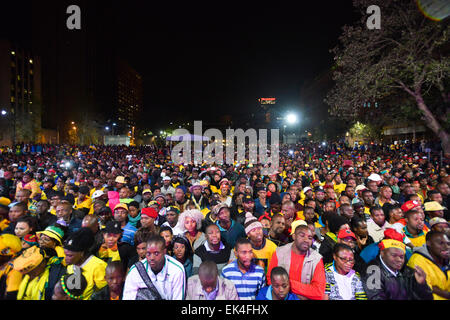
[162,176,171,181]
[368,173,382,182]
[92,190,105,199]
[355,184,367,192]
[302,187,312,194]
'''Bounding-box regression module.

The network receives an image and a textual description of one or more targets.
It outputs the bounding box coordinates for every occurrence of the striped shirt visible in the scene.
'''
[221,260,265,300]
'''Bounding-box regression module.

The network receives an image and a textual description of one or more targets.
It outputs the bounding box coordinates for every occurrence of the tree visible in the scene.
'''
[326,0,450,155]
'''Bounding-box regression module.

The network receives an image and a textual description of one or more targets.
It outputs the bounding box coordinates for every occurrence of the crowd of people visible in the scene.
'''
[0,141,448,300]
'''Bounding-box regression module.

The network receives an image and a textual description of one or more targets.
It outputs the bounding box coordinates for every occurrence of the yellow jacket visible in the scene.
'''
[407,247,449,300]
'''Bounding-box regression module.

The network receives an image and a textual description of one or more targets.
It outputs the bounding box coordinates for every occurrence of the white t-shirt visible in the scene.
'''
[333,271,354,300]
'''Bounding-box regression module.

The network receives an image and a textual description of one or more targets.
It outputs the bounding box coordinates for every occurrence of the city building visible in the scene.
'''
[0,39,44,146]
[115,58,143,142]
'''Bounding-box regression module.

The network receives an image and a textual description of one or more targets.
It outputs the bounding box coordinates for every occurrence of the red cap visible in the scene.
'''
[401,200,421,213]
[312,179,319,184]
[141,207,158,219]
[383,228,405,242]
[337,229,357,240]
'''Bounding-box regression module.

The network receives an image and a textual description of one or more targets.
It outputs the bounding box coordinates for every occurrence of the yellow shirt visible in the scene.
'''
[66,255,107,300]
[334,183,347,195]
[74,196,93,211]
[252,238,277,274]
[17,269,49,300]
[407,252,450,300]
[0,263,22,294]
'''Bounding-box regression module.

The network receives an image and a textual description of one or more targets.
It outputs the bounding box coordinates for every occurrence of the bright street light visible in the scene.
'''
[1,110,6,116]
[105,126,110,131]
[286,113,298,124]
[112,123,117,126]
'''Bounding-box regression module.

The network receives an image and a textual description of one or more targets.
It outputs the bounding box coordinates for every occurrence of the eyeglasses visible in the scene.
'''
[336,256,355,264]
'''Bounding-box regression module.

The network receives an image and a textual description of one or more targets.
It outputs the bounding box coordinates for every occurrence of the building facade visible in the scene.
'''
[0,39,42,146]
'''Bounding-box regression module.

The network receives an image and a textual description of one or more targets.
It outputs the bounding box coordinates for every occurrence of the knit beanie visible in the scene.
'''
[244,212,263,235]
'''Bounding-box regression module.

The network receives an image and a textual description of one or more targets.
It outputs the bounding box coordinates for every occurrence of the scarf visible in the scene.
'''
[128,212,141,228]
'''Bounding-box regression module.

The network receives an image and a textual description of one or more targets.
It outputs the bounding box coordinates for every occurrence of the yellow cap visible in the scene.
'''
[0,234,22,256]
[290,219,308,235]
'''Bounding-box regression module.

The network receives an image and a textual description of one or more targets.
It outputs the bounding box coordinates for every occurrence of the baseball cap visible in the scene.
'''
[167,206,180,214]
[114,203,129,211]
[424,201,446,212]
[338,229,357,240]
[142,189,152,195]
[401,200,421,213]
[115,176,126,184]
[92,189,105,199]
[162,176,171,181]
[302,187,312,194]
[243,195,254,203]
[290,219,308,235]
[355,185,367,193]
[429,217,449,228]
[368,173,382,182]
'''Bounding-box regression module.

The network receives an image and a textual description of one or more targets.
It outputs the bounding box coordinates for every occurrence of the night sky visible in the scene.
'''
[1,1,358,129]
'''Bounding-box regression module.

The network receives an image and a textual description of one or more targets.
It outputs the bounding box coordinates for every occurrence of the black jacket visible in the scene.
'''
[319,233,337,264]
[93,240,137,272]
[361,255,433,300]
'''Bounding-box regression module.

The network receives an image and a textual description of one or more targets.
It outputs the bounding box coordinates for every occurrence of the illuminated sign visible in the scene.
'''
[258,98,276,105]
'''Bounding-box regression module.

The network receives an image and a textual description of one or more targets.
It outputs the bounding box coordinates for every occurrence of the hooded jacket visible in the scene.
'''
[407,245,450,300]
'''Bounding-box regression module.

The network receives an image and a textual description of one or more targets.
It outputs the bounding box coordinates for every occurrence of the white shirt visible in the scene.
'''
[367,218,391,243]
[333,270,354,300]
[123,255,186,300]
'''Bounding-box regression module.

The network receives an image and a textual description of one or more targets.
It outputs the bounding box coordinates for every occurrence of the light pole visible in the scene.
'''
[1,109,16,146]
[284,112,299,145]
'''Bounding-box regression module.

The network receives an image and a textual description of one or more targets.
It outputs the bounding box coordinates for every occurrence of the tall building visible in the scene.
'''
[115,58,143,135]
[0,39,42,146]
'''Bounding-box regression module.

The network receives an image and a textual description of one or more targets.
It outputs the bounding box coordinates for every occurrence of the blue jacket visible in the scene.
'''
[121,222,137,246]
[254,198,270,217]
[360,242,412,264]
[255,286,299,300]
[216,220,246,248]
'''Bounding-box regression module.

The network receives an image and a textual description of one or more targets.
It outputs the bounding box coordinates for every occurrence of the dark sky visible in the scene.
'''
[1,1,359,129]
[111,1,359,127]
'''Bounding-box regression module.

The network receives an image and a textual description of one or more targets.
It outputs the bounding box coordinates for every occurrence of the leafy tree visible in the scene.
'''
[326,0,450,155]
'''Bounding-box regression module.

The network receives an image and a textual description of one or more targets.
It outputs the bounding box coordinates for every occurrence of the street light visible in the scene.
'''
[1,110,6,116]
[105,126,110,131]
[286,113,298,124]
